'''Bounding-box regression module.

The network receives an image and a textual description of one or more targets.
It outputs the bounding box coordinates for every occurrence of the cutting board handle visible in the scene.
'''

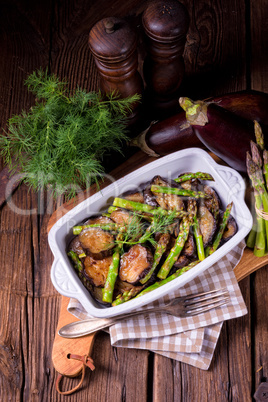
[52,296,97,395]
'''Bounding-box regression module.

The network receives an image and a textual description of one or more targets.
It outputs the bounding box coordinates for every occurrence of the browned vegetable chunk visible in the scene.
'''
[84,215,114,226]
[155,232,171,247]
[204,185,221,219]
[143,183,159,206]
[124,192,144,203]
[90,286,107,304]
[173,254,190,269]
[151,176,185,211]
[79,227,114,254]
[182,234,196,257]
[110,208,133,225]
[198,206,217,247]
[119,244,154,284]
[114,278,144,298]
[68,236,84,255]
[221,213,238,242]
[84,255,113,287]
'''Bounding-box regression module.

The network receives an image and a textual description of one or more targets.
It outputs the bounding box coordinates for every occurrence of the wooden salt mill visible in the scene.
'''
[88,17,143,125]
[142,0,190,117]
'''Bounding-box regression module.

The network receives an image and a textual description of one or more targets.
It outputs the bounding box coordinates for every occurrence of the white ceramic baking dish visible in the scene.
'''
[49,148,252,318]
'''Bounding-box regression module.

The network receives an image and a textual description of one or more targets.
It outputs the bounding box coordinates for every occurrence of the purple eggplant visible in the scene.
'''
[131,90,268,158]
[179,97,267,172]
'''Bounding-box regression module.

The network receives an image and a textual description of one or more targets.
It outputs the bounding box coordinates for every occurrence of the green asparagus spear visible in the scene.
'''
[185,196,205,261]
[253,192,266,256]
[263,150,268,188]
[112,197,188,218]
[254,120,265,150]
[108,205,153,222]
[192,215,205,260]
[67,250,93,291]
[73,223,119,235]
[150,185,210,199]
[246,151,266,255]
[246,226,257,249]
[135,261,200,298]
[247,152,268,249]
[157,217,190,279]
[187,198,197,222]
[67,250,83,272]
[112,288,141,306]
[247,152,268,199]
[251,141,263,169]
[102,244,123,303]
[175,172,214,183]
[140,233,170,284]
[253,119,268,191]
[206,202,233,256]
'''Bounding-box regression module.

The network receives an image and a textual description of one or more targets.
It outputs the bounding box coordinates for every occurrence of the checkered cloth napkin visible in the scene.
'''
[68,241,247,370]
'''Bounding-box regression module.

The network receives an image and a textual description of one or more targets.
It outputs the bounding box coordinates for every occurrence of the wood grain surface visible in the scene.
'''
[0,0,267,401]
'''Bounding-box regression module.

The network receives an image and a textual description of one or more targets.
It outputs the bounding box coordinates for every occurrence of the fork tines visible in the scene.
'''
[184,288,230,315]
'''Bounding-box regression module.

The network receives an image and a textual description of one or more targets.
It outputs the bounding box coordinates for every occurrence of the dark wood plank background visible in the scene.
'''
[0,0,267,400]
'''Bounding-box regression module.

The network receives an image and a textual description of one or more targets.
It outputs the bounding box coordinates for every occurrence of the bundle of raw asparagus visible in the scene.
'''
[246,121,268,256]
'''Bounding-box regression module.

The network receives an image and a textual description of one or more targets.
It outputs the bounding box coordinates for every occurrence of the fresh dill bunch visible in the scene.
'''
[116,211,178,247]
[139,210,178,247]
[0,69,140,199]
[116,214,146,246]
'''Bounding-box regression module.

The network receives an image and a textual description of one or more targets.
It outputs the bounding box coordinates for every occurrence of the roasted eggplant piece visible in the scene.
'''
[151,175,185,211]
[123,191,144,203]
[181,234,196,258]
[110,208,133,225]
[68,236,84,256]
[219,211,238,242]
[204,185,221,220]
[84,255,113,287]
[198,206,217,247]
[90,286,107,304]
[114,278,144,298]
[143,183,159,206]
[172,255,190,269]
[84,215,114,226]
[119,244,154,285]
[79,227,114,254]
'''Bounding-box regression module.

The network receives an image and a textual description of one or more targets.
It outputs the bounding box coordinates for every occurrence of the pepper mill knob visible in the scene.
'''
[104,20,114,34]
[88,17,143,123]
[142,0,190,117]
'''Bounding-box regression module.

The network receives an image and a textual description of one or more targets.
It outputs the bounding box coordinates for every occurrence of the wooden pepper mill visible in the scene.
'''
[142,0,190,118]
[88,17,144,125]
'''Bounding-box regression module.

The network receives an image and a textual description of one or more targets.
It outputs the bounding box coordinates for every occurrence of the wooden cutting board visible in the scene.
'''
[48,150,268,380]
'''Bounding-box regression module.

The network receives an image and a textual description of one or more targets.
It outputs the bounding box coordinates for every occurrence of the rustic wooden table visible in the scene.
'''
[0,0,267,401]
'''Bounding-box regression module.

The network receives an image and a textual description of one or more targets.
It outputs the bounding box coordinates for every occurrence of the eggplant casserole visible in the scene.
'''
[67,172,237,307]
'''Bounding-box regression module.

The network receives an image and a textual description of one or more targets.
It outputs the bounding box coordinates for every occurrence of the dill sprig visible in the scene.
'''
[140,211,178,246]
[0,69,140,199]
[116,214,145,246]
[116,211,178,247]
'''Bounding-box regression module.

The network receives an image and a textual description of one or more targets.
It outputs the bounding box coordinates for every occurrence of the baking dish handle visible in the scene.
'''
[214,164,252,229]
[214,165,246,201]
[51,258,81,297]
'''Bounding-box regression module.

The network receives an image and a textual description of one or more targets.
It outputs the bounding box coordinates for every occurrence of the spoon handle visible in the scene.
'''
[58,317,117,338]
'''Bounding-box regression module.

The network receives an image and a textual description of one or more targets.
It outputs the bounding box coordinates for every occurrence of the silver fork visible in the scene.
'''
[58,288,230,338]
